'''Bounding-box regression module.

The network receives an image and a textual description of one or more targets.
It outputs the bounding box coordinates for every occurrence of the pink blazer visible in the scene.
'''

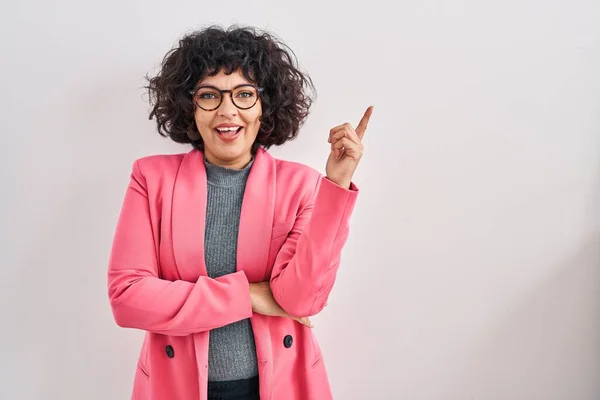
[107,147,358,400]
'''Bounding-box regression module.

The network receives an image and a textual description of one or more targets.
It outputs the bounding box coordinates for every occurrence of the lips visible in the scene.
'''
[214,126,243,143]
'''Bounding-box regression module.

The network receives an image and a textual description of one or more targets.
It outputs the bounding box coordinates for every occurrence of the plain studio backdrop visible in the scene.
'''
[1,0,599,399]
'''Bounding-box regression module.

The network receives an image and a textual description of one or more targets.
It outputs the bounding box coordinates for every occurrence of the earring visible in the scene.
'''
[187,122,201,141]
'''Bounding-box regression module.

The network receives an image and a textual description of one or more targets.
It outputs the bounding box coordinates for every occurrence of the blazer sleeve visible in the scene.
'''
[107,160,253,336]
[269,176,359,317]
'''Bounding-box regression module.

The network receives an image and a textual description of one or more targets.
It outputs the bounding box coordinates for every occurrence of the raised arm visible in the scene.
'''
[269,176,358,317]
[270,106,372,317]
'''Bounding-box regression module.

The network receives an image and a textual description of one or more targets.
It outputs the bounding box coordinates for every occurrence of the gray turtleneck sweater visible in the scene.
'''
[204,157,258,381]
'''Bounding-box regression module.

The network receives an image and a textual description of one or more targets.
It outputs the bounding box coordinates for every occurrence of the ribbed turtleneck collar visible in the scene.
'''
[203,156,254,187]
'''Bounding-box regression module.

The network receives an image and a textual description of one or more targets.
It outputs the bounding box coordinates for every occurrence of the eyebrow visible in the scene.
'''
[195,83,253,89]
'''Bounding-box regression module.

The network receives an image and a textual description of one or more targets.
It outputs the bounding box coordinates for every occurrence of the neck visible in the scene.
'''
[204,151,253,170]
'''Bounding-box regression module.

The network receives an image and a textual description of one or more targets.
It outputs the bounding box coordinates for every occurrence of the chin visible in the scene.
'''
[219,143,247,156]
[206,143,250,164]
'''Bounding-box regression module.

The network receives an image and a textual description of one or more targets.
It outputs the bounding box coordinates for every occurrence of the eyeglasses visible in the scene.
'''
[189,84,264,111]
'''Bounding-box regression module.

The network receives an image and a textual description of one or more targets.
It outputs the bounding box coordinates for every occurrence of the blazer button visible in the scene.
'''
[283,335,293,348]
[165,345,175,358]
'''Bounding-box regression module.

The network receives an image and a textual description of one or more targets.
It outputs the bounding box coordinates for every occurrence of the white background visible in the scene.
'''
[1,0,599,398]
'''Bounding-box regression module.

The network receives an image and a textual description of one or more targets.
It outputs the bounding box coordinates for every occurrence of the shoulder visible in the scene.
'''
[269,154,323,202]
[131,153,186,179]
[134,152,186,171]
[273,156,321,185]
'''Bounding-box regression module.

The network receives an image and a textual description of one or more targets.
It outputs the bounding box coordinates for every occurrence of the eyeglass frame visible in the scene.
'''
[189,83,264,111]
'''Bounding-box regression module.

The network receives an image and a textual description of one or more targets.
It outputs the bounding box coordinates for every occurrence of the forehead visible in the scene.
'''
[197,69,252,87]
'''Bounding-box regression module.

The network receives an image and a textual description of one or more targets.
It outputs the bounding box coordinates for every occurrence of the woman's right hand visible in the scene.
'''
[249,282,313,328]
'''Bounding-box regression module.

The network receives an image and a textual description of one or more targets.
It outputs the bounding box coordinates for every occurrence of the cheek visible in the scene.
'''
[194,112,210,127]
[194,114,215,137]
[254,106,264,126]
[243,111,262,130]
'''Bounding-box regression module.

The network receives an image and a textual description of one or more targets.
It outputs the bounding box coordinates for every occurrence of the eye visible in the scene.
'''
[236,91,255,98]
[199,92,218,99]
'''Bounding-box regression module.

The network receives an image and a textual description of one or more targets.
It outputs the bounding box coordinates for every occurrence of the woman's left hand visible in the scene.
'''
[326,106,373,189]
[250,282,313,328]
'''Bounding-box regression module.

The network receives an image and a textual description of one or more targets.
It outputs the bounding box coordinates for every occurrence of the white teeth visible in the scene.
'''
[216,127,240,132]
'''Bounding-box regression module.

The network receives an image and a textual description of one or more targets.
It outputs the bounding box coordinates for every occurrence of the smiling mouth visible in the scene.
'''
[215,126,243,134]
[214,126,243,141]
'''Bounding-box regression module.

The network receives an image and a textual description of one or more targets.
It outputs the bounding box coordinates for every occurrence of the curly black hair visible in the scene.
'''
[145,25,316,153]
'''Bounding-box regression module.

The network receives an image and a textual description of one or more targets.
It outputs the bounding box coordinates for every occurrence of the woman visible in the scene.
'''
[107,25,372,400]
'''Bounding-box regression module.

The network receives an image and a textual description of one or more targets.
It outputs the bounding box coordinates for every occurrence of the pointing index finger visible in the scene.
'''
[356,106,374,139]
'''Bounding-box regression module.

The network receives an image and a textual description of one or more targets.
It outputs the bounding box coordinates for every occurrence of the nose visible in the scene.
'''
[217,93,238,118]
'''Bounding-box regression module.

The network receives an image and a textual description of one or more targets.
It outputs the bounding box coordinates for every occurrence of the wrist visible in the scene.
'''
[325,176,351,189]
[249,283,256,311]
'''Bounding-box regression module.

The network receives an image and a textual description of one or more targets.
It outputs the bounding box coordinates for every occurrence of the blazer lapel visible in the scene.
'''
[171,149,208,281]
[237,147,276,282]
[171,147,276,283]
